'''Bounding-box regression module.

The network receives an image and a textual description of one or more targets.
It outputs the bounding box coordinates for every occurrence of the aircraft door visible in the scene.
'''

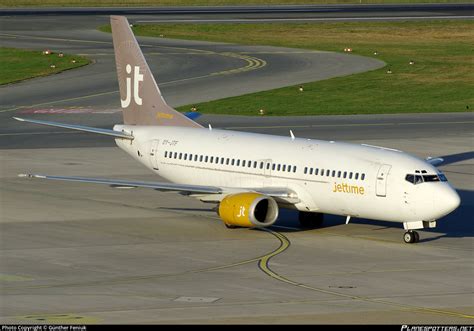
[376,164,391,197]
[149,139,160,170]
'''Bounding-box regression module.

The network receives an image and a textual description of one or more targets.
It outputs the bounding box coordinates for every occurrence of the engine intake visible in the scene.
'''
[218,193,279,228]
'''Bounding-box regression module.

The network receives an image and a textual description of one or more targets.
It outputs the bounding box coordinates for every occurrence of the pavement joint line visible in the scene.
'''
[224,121,474,130]
[136,15,474,23]
[258,229,474,320]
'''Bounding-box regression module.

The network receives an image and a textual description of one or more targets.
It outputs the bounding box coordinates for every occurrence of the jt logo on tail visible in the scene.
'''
[121,64,143,108]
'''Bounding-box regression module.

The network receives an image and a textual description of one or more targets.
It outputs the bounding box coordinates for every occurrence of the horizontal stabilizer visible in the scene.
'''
[13,117,134,140]
[184,112,202,121]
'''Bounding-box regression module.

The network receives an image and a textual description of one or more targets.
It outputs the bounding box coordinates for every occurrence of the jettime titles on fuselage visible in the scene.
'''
[332,182,365,195]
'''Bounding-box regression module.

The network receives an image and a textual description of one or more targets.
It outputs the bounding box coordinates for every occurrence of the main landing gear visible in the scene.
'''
[298,212,324,229]
[403,230,420,244]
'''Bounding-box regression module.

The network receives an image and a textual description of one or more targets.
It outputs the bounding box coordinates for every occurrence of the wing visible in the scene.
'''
[19,174,299,204]
[426,157,445,167]
[19,174,221,195]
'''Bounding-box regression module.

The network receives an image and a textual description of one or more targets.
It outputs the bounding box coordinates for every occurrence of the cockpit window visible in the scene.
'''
[405,173,447,185]
[423,175,440,182]
[405,174,423,184]
[438,173,448,182]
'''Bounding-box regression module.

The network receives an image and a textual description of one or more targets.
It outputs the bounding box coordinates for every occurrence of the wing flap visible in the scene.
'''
[19,174,299,204]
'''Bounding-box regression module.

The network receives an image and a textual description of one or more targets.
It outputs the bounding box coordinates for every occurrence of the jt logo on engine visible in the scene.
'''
[121,64,143,108]
[237,206,246,217]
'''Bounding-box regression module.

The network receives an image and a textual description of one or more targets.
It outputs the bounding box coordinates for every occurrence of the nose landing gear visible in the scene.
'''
[403,230,420,244]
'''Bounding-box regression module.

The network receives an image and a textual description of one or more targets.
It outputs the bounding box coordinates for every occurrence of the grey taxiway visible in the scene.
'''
[0,9,473,324]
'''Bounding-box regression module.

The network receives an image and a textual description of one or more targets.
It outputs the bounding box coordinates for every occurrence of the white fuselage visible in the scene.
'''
[114,125,460,226]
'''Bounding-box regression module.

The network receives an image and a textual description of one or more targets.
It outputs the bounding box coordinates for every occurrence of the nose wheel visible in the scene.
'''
[403,230,420,243]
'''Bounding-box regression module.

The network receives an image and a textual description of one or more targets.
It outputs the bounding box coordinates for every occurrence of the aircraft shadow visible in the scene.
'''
[439,151,474,165]
[272,189,473,240]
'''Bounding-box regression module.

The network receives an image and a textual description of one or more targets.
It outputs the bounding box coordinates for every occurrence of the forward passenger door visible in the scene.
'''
[376,164,392,197]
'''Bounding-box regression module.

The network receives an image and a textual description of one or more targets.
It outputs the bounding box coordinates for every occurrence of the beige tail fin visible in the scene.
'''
[110,16,202,128]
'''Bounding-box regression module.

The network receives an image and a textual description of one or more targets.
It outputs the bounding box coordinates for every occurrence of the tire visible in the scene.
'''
[413,231,420,243]
[403,231,415,244]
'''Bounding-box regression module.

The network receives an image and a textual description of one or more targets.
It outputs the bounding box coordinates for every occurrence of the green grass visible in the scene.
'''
[0,0,467,7]
[0,47,90,85]
[99,20,473,116]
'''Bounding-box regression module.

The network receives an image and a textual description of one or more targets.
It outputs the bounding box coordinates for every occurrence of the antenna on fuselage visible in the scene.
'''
[290,130,295,140]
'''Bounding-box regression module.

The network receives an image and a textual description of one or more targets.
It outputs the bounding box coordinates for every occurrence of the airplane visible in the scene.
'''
[14,15,460,244]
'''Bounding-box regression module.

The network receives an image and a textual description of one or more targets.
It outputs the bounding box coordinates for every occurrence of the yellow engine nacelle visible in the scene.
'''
[218,193,279,228]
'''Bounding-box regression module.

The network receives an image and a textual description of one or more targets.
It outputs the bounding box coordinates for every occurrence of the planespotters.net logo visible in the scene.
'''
[402,326,473,331]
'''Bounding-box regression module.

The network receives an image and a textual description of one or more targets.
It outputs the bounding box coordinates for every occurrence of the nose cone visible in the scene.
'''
[434,185,461,218]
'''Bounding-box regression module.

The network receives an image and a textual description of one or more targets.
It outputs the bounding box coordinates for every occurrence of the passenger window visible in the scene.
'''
[242,160,246,167]
[209,156,213,163]
[332,170,336,177]
[337,171,341,178]
[199,155,203,162]
[179,153,183,160]
[326,170,330,176]
[287,165,291,172]
[260,162,264,169]
[231,159,235,166]
[226,158,230,165]
[293,166,297,173]
[220,158,224,165]
[315,168,319,176]
[272,164,276,171]
[253,161,257,168]
[194,155,198,161]
[304,167,308,174]
[282,165,286,172]
[349,172,353,179]
[267,163,271,170]
[205,156,209,163]
[185,154,188,160]
[343,171,347,178]
[236,159,240,166]
[215,157,219,164]
[174,152,177,159]
[308,168,312,175]
[361,173,365,180]
[355,173,359,180]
